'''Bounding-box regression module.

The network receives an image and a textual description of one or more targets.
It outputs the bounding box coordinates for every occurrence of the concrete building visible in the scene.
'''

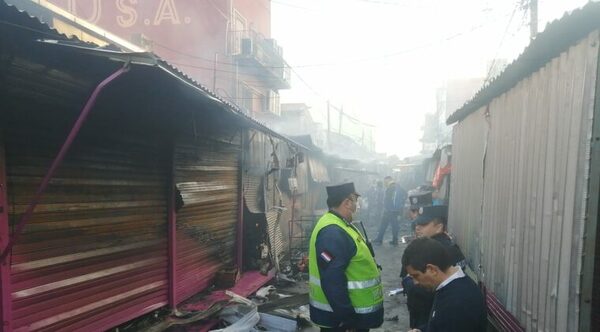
[7,0,291,116]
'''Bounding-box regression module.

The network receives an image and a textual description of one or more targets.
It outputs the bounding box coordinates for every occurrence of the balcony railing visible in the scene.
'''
[230,30,291,89]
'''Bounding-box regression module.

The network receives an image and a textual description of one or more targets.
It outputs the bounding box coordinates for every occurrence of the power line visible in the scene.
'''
[484,1,525,84]
[151,10,514,71]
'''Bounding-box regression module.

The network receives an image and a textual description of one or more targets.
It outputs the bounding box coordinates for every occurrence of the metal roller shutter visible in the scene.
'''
[174,131,240,303]
[5,118,168,331]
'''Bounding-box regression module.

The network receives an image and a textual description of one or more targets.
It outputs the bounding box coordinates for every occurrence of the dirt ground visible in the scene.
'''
[364,221,411,332]
[296,221,412,332]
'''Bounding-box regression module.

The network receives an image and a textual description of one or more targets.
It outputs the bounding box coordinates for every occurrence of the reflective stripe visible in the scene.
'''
[310,299,383,314]
[310,276,381,290]
[354,302,384,314]
[347,277,381,290]
[310,299,333,312]
[309,275,321,287]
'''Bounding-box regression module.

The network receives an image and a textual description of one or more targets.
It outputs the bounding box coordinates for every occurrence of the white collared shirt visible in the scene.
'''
[436,266,466,291]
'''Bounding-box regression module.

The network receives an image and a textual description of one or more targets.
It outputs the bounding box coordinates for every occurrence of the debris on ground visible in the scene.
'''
[255,285,277,299]
[143,301,228,332]
[388,288,404,296]
[258,293,309,312]
[211,291,261,331]
[130,273,313,331]
[384,315,399,322]
[211,291,299,331]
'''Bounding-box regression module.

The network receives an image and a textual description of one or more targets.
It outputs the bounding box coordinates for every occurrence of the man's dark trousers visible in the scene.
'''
[375,211,399,243]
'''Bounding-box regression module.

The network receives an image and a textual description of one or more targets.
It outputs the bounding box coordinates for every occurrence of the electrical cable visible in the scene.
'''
[484,1,524,84]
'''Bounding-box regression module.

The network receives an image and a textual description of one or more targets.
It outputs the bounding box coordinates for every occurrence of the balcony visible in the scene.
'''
[231,30,291,90]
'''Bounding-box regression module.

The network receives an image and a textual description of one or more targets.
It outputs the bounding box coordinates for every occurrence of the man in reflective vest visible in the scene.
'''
[309,182,384,331]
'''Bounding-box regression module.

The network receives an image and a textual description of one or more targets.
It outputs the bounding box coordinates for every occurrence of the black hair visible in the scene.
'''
[401,237,451,273]
[327,196,345,208]
[430,217,447,231]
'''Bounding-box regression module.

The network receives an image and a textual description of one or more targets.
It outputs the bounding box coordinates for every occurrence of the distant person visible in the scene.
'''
[402,238,486,332]
[308,183,384,331]
[373,176,406,246]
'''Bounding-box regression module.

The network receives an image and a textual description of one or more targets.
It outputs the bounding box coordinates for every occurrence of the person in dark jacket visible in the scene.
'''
[413,206,465,268]
[399,204,466,330]
[373,176,406,246]
[309,183,384,332]
[402,238,486,332]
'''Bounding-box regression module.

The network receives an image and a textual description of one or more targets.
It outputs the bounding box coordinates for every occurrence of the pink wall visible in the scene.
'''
[48,0,234,94]
[47,0,274,112]
[232,0,271,37]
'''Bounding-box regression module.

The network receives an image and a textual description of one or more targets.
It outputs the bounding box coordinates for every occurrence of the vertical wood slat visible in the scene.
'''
[449,32,600,331]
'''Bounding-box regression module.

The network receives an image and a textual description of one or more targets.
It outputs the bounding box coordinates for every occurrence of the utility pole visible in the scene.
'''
[530,0,538,40]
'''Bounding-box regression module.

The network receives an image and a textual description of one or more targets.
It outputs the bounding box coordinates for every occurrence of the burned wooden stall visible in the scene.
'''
[241,129,308,272]
[0,3,295,330]
[287,136,330,217]
[446,3,600,331]
[274,136,331,270]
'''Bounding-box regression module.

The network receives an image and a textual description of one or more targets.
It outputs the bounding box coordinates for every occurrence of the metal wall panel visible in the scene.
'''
[307,156,330,183]
[245,129,298,263]
[449,31,599,331]
[174,129,241,303]
[447,108,486,268]
[243,175,264,213]
[5,116,168,331]
[265,211,284,269]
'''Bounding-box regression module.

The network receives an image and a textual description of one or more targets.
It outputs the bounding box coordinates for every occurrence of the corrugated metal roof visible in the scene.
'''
[447,1,600,125]
[0,0,307,151]
[1,0,74,42]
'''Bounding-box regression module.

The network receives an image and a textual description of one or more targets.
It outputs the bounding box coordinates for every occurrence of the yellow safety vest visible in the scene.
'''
[308,212,383,320]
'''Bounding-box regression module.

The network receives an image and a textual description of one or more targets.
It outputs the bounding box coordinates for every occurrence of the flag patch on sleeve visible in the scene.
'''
[320,251,333,262]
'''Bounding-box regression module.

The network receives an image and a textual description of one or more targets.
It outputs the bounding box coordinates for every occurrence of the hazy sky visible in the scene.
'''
[271,0,590,158]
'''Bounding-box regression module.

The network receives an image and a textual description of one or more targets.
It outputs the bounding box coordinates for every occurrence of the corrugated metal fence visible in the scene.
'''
[449,31,600,331]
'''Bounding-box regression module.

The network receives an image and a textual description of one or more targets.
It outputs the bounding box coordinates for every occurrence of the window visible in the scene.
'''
[268,90,280,115]
[230,10,247,55]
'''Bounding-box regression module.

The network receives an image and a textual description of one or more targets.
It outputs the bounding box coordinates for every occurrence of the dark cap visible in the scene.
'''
[326,182,360,199]
[326,183,359,207]
[408,190,433,209]
[413,205,448,226]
